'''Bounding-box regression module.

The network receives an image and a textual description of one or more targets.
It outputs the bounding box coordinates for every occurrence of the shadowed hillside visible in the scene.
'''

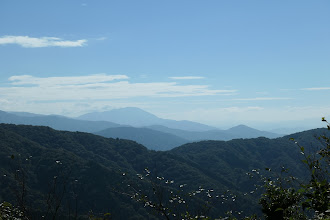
[0,123,326,219]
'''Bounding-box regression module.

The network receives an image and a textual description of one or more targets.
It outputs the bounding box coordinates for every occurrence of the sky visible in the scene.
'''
[0,0,329,131]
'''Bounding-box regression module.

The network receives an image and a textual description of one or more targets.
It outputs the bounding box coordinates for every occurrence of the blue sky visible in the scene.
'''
[0,0,329,130]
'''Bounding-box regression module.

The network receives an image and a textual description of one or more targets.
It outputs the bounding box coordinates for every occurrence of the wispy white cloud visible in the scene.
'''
[220,106,264,112]
[301,87,330,91]
[255,91,269,95]
[96,37,107,41]
[0,74,236,103]
[233,97,292,101]
[9,74,128,86]
[0,98,10,104]
[169,76,205,80]
[281,87,330,91]
[0,36,87,48]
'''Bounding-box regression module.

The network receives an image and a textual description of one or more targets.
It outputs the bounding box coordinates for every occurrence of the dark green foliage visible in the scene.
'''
[0,124,152,219]
[259,171,306,219]
[256,119,330,220]
[0,201,28,220]
[0,123,328,219]
[130,121,329,219]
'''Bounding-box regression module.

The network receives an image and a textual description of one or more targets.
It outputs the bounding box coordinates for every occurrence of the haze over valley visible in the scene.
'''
[1,107,283,150]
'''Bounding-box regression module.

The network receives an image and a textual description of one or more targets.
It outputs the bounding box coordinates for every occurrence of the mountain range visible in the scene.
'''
[1,108,282,150]
[78,107,217,131]
[0,110,120,133]
[0,123,326,219]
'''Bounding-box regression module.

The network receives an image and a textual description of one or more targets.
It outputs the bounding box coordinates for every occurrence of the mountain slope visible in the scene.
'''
[224,124,281,139]
[169,127,328,196]
[78,107,216,131]
[0,124,325,218]
[147,124,281,141]
[0,124,154,219]
[0,123,249,217]
[146,125,233,141]
[95,127,189,151]
[0,110,120,133]
[79,107,161,126]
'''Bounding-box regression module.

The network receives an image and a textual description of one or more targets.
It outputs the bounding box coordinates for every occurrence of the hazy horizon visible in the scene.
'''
[3,107,325,133]
[1,1,329,131]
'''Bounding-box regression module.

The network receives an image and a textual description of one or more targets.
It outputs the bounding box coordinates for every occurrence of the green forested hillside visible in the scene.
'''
[0,124,155,219]
[0,123,326,219]
[95,127,189,150]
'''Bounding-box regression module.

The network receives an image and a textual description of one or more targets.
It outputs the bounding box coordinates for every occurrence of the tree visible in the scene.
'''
[130,118,330,219]
[258,118,329,219]
[0,201,28,220]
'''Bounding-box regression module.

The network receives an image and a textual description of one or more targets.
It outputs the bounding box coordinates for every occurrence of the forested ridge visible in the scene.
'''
[0,123,328,219]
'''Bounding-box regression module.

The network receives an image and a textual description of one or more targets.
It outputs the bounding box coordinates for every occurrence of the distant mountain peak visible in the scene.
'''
[78,107,160,127]
[231,124,250,128]
[226,124,281,139]
[78,107,217,132]
[228,124,258,131]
